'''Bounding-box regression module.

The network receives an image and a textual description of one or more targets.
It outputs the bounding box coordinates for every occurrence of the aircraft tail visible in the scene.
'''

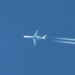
[42,34,47,40]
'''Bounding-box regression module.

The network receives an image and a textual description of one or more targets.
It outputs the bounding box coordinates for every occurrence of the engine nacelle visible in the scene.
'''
[37,36,41,38]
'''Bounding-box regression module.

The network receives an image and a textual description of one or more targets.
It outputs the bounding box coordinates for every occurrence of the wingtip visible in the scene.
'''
[36,30,38,32]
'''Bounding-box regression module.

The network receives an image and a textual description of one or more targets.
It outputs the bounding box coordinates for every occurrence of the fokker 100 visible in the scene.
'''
[23,30,47,46]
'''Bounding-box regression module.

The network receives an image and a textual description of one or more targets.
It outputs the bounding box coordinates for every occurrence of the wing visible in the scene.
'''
[33,39,36,46]
[34,30,38,37]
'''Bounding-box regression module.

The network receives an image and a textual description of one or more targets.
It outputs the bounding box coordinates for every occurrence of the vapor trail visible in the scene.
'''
[55,40,75,45]
[53,37,75,45]
[54,37,75,41]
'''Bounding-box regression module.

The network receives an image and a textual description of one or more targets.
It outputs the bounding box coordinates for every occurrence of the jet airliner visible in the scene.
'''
[23,30,47,46]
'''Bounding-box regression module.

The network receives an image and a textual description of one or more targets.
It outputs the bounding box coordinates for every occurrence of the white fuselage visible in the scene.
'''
[23,30,46,46]
[23,35,44,40]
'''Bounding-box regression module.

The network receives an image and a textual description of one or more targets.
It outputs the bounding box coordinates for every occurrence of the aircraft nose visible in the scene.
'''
[23,36,26,38]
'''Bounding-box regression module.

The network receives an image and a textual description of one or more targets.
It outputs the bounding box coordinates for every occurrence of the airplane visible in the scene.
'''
[23,30,47,46]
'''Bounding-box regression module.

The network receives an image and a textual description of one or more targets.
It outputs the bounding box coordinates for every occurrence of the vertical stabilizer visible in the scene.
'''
[42,34,47,40]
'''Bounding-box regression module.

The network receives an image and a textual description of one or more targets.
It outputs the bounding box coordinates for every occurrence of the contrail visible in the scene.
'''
[55,40,75,45]
[53,37,75,45]
[54,37,75,41]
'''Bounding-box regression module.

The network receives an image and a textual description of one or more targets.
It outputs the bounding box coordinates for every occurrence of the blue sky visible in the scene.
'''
[0,0,75,75]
